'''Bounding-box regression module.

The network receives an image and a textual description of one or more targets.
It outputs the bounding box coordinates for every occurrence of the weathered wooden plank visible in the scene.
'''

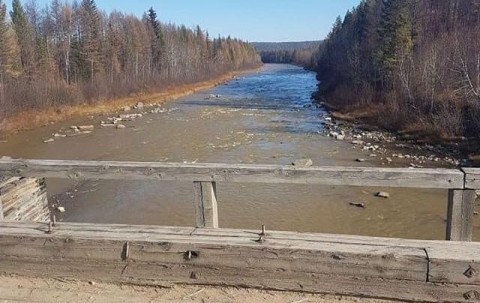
[1,221,476,250]
[446,189,476,241]
[193,182,218,228]
[2,256,475,303]
[427,243,480,287]
[0,159,464,188]
[0,236,426,282]
[463,168,480,189]
[1,179,39,221]
[0,177,20,189]
[0,177,49,222]
[2,222,480,302]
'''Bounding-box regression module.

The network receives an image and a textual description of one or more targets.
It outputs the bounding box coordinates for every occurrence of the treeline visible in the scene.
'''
[315,0,480,140]
[259,48,319,70]
[253,41,322,52]
[0,0,261,122]
[253,41,321,69]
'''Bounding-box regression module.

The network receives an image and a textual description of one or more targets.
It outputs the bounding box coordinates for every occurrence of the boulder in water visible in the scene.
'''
[292,159,313,168]
[78,125,94,131]
[375,192,390,199]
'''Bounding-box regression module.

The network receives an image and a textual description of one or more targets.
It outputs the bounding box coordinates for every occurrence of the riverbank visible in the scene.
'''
[316,101,475,168]
[0,67,260,138]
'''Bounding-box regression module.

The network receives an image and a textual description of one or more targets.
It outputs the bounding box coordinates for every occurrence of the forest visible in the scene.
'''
[253,41,321,69]
[315,0,480,142]
[0,0,261,124]
[258,49,319,69]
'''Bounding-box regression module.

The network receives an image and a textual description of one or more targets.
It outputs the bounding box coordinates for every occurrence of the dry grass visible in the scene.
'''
[0,69,256,137]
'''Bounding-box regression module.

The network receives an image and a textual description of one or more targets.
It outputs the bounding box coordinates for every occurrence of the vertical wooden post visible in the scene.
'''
[193,181,219,228]
[446,189,476,241]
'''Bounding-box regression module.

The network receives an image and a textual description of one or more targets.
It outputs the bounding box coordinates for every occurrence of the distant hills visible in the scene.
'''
[252,41,322,52]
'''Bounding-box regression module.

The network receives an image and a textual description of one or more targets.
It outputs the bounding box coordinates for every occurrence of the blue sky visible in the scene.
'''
[16,0,361,42]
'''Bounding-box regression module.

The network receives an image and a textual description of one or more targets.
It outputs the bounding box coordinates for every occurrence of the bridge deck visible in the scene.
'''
[1,221,480,302]
[2,159,480,301]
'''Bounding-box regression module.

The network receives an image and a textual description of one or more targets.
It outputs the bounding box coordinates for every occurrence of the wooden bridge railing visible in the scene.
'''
[0,159,478,241]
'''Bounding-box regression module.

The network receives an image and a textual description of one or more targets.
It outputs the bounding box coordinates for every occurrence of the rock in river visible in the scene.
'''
[78,125,94,131]
[116,124,126,129]
[375,192,390,199]
[292,159,313,168]
[349,202,366,209]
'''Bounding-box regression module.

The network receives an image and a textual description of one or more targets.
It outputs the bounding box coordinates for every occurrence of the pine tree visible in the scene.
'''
[0,0,19,78]
[80,0,102,82]
[146,7,164,73]
[10,0,35,77]
[0,0,10,77]
[378,0,413,73]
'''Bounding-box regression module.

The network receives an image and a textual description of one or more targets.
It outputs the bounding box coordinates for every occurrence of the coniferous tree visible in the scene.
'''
[10,0,35,77]
[0,0,18,78]
[79,0,102,83]
[378,0,413,74]
[146,7,164,75]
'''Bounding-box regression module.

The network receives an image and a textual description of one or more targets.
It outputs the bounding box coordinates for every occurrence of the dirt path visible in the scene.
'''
[0,275,398,303]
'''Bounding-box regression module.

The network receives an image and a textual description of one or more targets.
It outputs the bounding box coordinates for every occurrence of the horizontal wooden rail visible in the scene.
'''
[1,222,480,302]
[0,159,478,241]
[0,159,465,188]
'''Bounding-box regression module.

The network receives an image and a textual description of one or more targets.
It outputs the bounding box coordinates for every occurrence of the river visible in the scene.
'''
[1,64,478,240]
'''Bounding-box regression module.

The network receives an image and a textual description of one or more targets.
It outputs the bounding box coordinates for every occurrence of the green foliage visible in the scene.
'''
[147,7,161,39]
[78,0,102,80]
[378,0,413,73]
[0,0,9,75]
[10,0,34,75]
[146,7,164,71]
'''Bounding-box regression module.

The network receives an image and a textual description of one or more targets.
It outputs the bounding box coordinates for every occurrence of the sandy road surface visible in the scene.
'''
[0,275,399,303]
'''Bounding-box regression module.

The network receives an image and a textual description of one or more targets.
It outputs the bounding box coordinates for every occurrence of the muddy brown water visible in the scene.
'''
[1,64,479,240]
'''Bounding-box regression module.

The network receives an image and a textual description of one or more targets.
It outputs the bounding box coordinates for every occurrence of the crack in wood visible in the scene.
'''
[423,248,431,283]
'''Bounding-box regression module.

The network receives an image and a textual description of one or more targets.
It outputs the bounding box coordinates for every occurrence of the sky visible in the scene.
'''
[15,0,362,42]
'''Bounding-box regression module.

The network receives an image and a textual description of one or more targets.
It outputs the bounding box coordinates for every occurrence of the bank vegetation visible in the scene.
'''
[315,0,480,144]
[0,0,261,132]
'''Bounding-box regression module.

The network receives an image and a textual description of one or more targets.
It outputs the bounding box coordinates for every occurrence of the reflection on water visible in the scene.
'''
[1,64,478,240]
